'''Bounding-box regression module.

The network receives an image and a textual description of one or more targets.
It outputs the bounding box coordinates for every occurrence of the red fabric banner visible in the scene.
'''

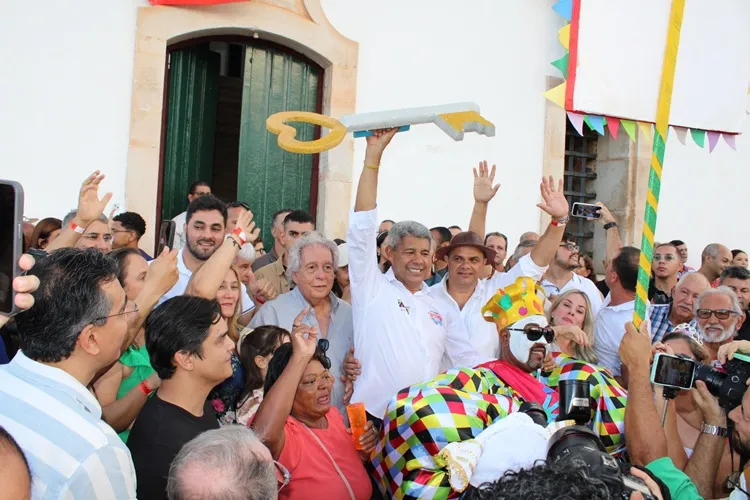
[149,0,246,5]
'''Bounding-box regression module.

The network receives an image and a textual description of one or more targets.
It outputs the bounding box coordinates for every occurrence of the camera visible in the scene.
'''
[547,425,656,500]
[651,352,750,410]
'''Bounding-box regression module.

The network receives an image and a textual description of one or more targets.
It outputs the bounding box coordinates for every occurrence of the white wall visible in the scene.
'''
[322,0,564,244]
[0,0,148,221]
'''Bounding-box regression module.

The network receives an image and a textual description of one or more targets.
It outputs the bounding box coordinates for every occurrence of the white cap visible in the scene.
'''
[337,243,348,267]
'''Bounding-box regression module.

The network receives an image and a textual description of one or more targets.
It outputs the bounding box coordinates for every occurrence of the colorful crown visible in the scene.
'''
[481,277,547,328]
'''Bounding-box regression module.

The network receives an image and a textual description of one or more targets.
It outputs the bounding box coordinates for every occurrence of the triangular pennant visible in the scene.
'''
[567,112,585,136]
[551,53,569,79]
[637,121,652,140]
[543,82,566,108]
[690,129,706,148]
[559,24,571,50]
[621,120,637,142]
[606,117,620,140]
[672,126,687,145]
[707,131,721,152]
[723,133,737,151]
[586,115,605,135]
[552,0,573,21]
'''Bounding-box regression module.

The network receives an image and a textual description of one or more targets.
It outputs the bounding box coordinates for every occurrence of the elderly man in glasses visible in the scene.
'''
[694,287,745,361]
[63,210,113,253]
[370,277,627,498]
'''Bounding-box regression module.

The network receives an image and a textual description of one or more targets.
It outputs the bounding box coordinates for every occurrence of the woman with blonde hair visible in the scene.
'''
[546,289,598,364]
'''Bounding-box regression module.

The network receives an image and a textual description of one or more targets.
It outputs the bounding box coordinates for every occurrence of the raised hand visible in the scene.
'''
[536,176,569,220]
[472,160,500,203]
[593,202,616,225]
[0,254,39,328]
[717,340,750,365]
[76,171,113,227]
[692,380,725,426]
[234,209,261,244]
[618,321,652,371]
[290,308,318,361]
[250,278,277,303]
[145,247,179,296]
[364,128,399,166]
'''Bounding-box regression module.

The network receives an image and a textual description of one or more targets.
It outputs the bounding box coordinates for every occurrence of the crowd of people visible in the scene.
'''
[2,129,750,500]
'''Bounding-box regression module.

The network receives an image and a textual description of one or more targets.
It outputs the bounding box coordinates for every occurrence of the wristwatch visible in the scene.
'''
[701,423,728,438]
[603,222,618,231]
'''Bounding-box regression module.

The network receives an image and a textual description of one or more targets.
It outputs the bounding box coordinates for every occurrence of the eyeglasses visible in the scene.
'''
[94,300,140,322]
[274,460,290,491]
[696,309,738,320]
[82,233,113,243]
[653,254,677,262]
[227,201,250,210]
[559,242,578,252]
[506,326,555,343]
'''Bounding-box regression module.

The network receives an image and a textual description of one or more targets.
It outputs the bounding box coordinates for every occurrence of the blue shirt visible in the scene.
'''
[0,351,137,499]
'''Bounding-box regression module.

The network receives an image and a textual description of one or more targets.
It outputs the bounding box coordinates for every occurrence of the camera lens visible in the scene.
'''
[519,401,548,427]
[557,380,592,425]
[694,364,726,396]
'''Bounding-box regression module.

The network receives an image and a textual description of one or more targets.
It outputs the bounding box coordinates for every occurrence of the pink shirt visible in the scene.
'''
[279,407,372,500]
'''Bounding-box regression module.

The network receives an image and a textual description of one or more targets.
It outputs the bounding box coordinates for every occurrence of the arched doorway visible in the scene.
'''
[159,36,322,249]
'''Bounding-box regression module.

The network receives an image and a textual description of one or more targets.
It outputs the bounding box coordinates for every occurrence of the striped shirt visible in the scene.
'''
[0,351,137,499]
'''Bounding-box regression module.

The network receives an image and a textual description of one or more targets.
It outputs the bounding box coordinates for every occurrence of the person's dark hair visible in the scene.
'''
[669,239,685,247]
[333,238,346,245]
[29,217,62,250]
[579,254,597,283]
[264,342,331,394]
[283,210,314,229]
[612,246,640,292]
[145,296,222,380]
[484,232,508,248]
[271,208,294,228]
[15,248,119,362]
[732,249,747,259]
[238,326,290,400]
[113,212,147,239]
[376,230,391,272]
[186,194,228,225]
[188,180,210,196]
[720,266,750,283]
[108,247,143,287]
[0,426,30,479]
[430,226,452,246]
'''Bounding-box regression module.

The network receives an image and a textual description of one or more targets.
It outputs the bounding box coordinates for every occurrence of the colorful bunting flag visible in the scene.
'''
[567,112,585,136]
[551,53,569,79]
[586,115,606,135]
[543,82,566,108]
[707,131,721,152]
[672,126,687,145]
[606,117,620,140]
[621,120,637,142]
[149,0,244,4]
[690,129,706,148]
[637,121,652,140]
[723,133,737,151]
[552,0,574,21]
[559,24,571,50]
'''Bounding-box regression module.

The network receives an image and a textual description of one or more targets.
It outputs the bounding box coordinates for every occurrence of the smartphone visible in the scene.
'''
[571,202,602,219]
[650,353,697,390]
[0,181,25,315]
[157,220,176,255]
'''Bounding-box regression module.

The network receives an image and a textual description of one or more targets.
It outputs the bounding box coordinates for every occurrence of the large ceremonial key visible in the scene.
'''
[266,102,495,154]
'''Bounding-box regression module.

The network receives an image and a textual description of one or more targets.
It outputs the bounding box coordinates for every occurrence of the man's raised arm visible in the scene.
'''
[353,128,399,212]
[467,160,500,238]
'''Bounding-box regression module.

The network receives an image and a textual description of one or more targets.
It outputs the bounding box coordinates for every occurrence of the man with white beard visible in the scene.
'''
[694,286,745,362]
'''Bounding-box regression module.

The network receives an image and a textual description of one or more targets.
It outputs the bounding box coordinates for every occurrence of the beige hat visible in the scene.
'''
[337,243,349,267]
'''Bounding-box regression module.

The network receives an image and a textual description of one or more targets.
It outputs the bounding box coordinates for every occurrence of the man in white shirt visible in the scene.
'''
[593,246,640,383]
[430,162,571,363]
[172,181,211,250]
[540,239,604,315]
[348,128,480,422]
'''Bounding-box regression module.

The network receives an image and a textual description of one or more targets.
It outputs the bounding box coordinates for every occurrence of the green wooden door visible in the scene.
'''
[236,46,321,250]
[160,45,220,222]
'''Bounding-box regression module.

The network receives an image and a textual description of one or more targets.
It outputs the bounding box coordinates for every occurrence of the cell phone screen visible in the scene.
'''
[652,354,696,390]
[0,184,18,314]
[571,203,601,219]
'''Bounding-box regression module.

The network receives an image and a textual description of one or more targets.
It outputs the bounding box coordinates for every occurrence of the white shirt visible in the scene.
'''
[593,299,635,376]
[171,211,187,250]
[158,248,253,313]
[730,473,748,499]
[431,253,547,366]
[541,273,604,316]
[347,209,481,419]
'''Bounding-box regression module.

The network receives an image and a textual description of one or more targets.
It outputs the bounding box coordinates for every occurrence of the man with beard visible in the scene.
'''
[540,238,603,315]
[719,266,750,341]
[695,287,744,361]
[160,195,255,317]
[369,277,627,499]
[650,272,710,343]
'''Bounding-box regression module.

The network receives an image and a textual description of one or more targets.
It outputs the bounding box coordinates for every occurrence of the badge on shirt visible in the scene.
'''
[428,310,444,326]
[397,299,411,315]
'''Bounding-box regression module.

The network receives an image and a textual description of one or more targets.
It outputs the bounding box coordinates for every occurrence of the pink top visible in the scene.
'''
[278,407,372,500]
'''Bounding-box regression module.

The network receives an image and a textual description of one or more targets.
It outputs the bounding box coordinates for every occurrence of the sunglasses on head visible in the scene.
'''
[507,326,555,343]
[696,309,737,320]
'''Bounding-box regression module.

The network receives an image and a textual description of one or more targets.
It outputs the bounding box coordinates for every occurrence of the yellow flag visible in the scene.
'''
[637,121,652,140]
[559,24,571,50]
[543,82,567,108]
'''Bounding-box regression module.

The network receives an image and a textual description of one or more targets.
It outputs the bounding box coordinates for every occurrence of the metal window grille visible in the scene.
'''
[563,122,598,255]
